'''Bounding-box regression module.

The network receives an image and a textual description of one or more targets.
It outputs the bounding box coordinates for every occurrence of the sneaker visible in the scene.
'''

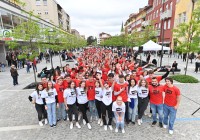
[83,119,86,125]
[87,123,92,130]
[100,120,103,126]
[108,125,113,130]
[115,128,118,133]
[63,118,66,121]
[140,119,143,124]
[67,117,69,121]
[122,129,125,134]
[57,119,60,122]
[70,122,73,129]
[104,125,107,131]
[39,121,43,126]
[132,122,135,125]
[76,122,81,129]
[98,119,101,125]
[137,119,141,126]
[78,114,82,121]
[159,122,163,128]
[44,119,48,125]
[90,116,93,122]
[163,124,168,129]
[53,124,56,128]
[151,121,157,127]
[50,125,53,127]
[169,130,174,135]
[148,114,152,118]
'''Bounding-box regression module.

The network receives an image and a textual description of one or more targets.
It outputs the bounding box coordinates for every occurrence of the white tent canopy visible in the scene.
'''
[133,40,170,51]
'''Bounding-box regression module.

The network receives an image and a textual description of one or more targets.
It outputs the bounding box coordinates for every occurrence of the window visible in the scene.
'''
[44,11,48,15]
[156,10,159,17]
[164,21,167,29]
[37,10,41,15]
[158,23,161,29]
[183,12,186,22]
[1,10,13,29]
[43,0,47,6]
[178,14,182,24]
[166,4,168,10]
[168,20,171,29]
[36,0,41,6]
[170,2,173,10]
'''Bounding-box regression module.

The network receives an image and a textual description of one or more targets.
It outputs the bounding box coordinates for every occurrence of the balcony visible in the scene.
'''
[160,9,172,20]
[142,20,150,27]
[155,29,161,37]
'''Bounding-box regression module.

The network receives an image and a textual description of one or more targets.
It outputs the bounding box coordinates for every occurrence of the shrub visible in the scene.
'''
[169,75,199,83]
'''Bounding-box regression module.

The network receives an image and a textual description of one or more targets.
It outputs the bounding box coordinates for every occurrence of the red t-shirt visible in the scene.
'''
[63,80,69,89]
[128,63,135,71]
[70,72,76,79]
[146,76,162,85]
[73,79,81,87]
[113,82,128,102]
[42,82,47,89]
[86,80,96,100]
[54,84,64,103]
[102,68,109,81]
[149,85,164,105]
[163,85,180,107]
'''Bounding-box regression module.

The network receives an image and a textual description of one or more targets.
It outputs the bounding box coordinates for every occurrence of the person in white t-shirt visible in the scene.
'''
[42,81,58,127]
[95,79,103,125]
[76,81,92,130]
[28,83,47,126]
[63,81,81,129]
[112,96,126,133]
[101,80,115,131]
[128,79,138,124]
[137,79,149,125]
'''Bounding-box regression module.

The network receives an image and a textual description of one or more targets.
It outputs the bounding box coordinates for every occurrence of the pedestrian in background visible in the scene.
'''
[10,65,19,86]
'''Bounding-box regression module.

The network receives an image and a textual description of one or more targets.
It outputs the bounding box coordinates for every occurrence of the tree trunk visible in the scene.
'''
[184,52,189,75]
[30,39,37,83]
[59,51,62,68]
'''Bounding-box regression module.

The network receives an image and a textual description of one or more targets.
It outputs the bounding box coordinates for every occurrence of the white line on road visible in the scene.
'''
[0,125,43,132]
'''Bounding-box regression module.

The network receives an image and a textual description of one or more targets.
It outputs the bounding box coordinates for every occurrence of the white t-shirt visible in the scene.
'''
[95,87,103,101]
[31,90,44,105]
[42,88,57,104]
[63,88,76,105]
[128,85,138,99]
[102,87,113,106]
[112,101,125,113]
[76,87,88,104]
[137,86,149,98]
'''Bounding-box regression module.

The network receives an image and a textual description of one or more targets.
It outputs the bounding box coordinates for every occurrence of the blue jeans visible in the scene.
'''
[129,98,138,122]
[114,112,125,129]
[57,103,66,120]
[150,103,163,123]
[88,100,97,117]
[163,104,177,130]
[47,102,56,126]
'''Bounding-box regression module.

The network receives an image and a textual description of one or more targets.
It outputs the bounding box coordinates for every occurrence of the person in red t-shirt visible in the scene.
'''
[54,76,66,121]
[41,76,48,89]
[163,77,181,135]
[113,75,129,124]
[63,74,72,89]
[149,77,164,128]
[86,74,97,121]
[146,68,170,85]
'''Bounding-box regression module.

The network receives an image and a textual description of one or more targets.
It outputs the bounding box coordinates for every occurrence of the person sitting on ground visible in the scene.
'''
[172,61,178,75]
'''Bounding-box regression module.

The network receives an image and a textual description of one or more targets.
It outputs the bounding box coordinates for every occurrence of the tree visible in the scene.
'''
[173,0,200,75]
[87,36,96,45]
[12,11,41,83]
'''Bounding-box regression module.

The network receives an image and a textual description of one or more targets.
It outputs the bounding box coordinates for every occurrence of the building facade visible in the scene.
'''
[21,0,71,32]
[71,29,80,37]
[0,0,61,64]
[125,0,177,49]
[98,32,111,45]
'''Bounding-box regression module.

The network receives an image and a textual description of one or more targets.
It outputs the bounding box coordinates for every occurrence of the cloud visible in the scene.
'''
[56,0,148,38]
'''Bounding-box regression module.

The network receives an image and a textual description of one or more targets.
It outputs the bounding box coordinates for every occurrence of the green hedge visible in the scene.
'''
[169,75,199,83]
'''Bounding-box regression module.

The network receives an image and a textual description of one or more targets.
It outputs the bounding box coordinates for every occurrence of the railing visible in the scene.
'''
[160,9,172,20]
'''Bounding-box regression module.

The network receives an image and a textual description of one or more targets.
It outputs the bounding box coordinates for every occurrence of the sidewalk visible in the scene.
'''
[142,54,200,81]
[0,56,74,91]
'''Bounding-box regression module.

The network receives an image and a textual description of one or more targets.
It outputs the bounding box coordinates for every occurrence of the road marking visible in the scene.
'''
[0,125,43,132]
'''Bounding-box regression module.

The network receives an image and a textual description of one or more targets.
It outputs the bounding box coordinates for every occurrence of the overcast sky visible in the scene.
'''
[56,0,148,38]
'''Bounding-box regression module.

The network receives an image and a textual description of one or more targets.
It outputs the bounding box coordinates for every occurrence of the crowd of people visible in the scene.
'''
[28,48,181,135]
